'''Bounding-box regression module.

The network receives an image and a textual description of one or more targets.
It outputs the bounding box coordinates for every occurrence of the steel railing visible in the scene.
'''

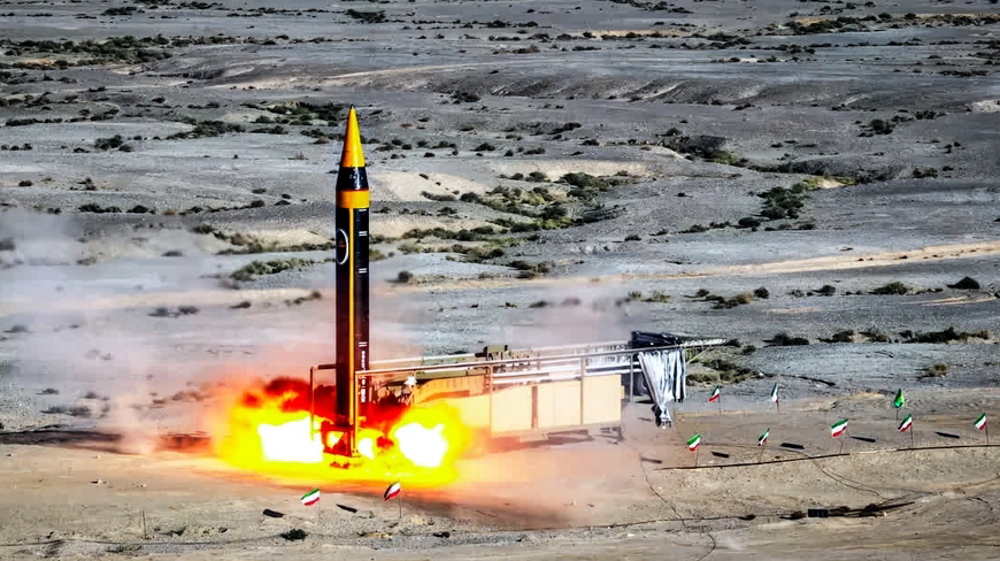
[308,338,726,440]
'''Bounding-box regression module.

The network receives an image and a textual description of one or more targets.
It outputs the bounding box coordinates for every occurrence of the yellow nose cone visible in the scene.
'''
[340,106,365,168]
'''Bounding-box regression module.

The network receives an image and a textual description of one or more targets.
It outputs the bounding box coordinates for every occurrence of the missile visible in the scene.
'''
[334,106,370,457]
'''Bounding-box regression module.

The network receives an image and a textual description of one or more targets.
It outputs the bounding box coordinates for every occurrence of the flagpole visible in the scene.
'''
[695,447,699,468]
[759,440,765,464]
[839,428,846,455]
[141,480,148,540]
[987,422,990,447]
[910,426,914,449]
[399,493,402,519]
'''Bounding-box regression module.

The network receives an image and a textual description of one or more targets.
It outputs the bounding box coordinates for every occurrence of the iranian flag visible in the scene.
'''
[687,433,701,451]
[897,414,913,432]
[708,386,721,402]
[384,481,401,501]
[758,428,770,446]
[301,488,320,506]
[830,418,848,438]
[975,412,987,431]
[893,389,905,409]
[769,383,779,404]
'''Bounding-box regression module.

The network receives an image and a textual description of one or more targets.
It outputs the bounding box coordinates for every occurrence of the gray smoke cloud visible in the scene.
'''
[500,283,646,350]
[0,208,232,447]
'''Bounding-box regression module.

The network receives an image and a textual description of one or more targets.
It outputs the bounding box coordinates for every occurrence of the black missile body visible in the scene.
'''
[333,107,369,456]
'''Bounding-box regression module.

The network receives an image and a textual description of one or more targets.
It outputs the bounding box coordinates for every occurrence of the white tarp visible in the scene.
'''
[637,349,686,427]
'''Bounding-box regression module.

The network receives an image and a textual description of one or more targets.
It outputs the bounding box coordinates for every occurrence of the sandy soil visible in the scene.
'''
[4,396,1000,560]
[3,0,1000,558]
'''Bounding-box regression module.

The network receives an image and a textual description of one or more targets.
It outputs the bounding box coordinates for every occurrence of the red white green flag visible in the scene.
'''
[758,428,770,446]
[897,414,912,432]
[384,481,401,501]
[301,488,320,506]
[687,433,701,451]
[708,386,721,402]
[975,412,987,431]
[769,383,778,404]
[830,419,848,438]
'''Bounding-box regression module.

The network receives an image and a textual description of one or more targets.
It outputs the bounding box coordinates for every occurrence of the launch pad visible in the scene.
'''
[309,334,725,459]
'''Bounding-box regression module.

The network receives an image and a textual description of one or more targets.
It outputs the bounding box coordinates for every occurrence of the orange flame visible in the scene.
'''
[358,437,375,460]
[212,381,470,487]
[394,423,446,468]
[391,405,470,469]
[257,417,323,463]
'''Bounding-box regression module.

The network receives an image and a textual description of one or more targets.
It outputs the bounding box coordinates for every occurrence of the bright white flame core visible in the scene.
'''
[359,437,376,460]
[257,417,323,463]
[395,423,447,468]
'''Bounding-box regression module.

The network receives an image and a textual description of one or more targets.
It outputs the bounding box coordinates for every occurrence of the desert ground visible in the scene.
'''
[2,0,1000,558]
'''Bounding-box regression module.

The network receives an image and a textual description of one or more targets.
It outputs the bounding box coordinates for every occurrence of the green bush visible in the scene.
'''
[421,191,457,202]
[826,329,855,343]
[167,120,245,140]
[401,226,495,241]
[646,291,670,303]
[814,284,836,296]
[541,204,567,220]
[703,358,753,383]
[561,172,609,190]
[686,372,718,385]
[458,245,504,263]
[870,281,909,295]
[768,332,809,346]
[904,327,989,344]
[230,258,316,281]
[507,260,551,276]
[681,224,710,234]
[94,135,125,150]
[710,151,740,165]
[398,242,422,254]
[759,186,806,220]
[860,328,890,343]
[345,9,386,23]
[628,290,670,303]
[713,292,754,309]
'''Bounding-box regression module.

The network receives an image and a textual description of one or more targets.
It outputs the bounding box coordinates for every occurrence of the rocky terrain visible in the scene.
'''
[2,0,1000,558]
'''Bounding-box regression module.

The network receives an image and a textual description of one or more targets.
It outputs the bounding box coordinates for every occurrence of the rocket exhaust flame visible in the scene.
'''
[257,417,324,463]
[214,377,470,485]
[358,437,376,460]
[394,422,447,468]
